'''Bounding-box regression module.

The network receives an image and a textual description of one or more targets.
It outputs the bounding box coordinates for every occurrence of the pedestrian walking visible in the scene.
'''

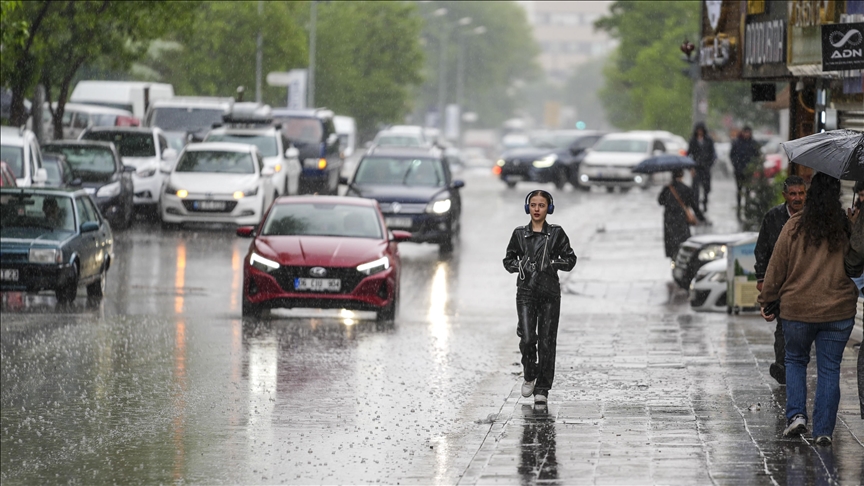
[686,122,716,213]
[658,168,705,261]
[754,175,807,385]
[503,190,577,404]
[729,126,762,217]
[844,180,864,419]
[758,173,859,445]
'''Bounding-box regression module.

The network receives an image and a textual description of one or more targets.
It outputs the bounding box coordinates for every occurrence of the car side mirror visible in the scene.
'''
[123,165,137,173]
[391,230,412,242]
[80,221,99,233]
[339,176,350,185]
[285,147,299,159]
[162,148,178,161]
[70,178,83,187]
[327,133,339,145]
[451,180,465,189]
[32,168,48,184]
[261,167,275,177]
[236,226,255,238]
[569,146,584,156]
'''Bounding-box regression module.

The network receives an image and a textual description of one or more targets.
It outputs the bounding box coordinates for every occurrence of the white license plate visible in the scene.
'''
[294,278,341,292]
[1,269,19,281]
[195,200,226,211]
[385,217,413,229]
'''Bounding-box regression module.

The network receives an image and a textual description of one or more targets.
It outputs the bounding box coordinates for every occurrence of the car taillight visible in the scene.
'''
[116,115,140,127]
[492,165,502,175]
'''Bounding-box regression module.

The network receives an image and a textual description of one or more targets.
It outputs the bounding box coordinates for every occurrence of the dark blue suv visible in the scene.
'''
[271,108,342,194]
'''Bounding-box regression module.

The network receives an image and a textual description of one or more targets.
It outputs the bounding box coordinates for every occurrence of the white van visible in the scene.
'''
[70,81,174,119]
[0,126,48,187]
[333,116,357,157]
[145,97,234,142]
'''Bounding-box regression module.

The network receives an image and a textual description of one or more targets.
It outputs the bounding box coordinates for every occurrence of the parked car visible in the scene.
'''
[689,258,727,312]
[79,127,177,211]
[578,131,676,191]
[0,187,114,302]
[236,195,411,320]
[145,97,234,143]
[0,161,17,187]
[271,108,342,194]
[159,142,276,228]
[343,146,464,253]
[70,80,174,119]
[204,124,301,196]
[42,141,135,229]
[494,130,605,189]
[673,231,756,290]
[40,153,77,188]
[37,102,139,141]
[0,126,48,187]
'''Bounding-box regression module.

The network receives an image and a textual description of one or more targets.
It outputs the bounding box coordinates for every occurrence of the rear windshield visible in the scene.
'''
[374,135,422,148]
[1,193,76,232]
[151,107,224,132]
[262,203,382,239]
[81,131,156,158]
[592,139,650,153]
[43,146,116,174]
[277,117,322,145]
[354,157,444,187]
[90,114,119,127]
[175,150,255,174]
[0,146,24,178]
[205,134,277,157]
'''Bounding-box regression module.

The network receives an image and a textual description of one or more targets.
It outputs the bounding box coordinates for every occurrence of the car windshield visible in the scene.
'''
[152,107,224,131]
[278,117,323,145]
[262,203,382,239]
[205,134,277,157]
[592,138,650,153]
[354,157,444,187]
[43,146,116,175]
[0,146,24,178]
[175,150,255,174]
[82,131,156,158]
[1,193,76,232]
[375,135,422,147]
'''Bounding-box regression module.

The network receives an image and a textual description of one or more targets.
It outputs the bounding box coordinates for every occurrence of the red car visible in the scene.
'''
[237,196,411,320]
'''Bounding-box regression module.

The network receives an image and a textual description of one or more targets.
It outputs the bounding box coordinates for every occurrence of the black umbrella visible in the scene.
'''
[632,154,696,174]
[780,129,863,181]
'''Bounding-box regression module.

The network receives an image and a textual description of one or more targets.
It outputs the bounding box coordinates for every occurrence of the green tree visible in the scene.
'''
[315,1,424,141]
[415,1,540,130]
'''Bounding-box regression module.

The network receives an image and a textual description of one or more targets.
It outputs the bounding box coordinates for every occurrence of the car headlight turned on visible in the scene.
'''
[137,165,157,178]
[165,184,188,198]
[697,244,727,262]
[96,181,121,198]
[250,252,279,272]
[532,154,556,168]
[357,256,389,275]
[426,198,451,214]
[29,248,62,263]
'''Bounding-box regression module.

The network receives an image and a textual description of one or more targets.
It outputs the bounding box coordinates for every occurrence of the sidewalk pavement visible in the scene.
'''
[458,176,863,485]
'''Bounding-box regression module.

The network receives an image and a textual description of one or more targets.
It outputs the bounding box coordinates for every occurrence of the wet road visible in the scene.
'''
[2,170,862,484]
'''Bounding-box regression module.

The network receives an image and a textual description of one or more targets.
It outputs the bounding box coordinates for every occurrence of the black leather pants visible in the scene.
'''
[516,293,561,396]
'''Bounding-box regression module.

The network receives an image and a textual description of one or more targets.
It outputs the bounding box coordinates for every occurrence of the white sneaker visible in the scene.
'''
[783,414,807,437]
[521,379,535,398]
[534,393,547,404]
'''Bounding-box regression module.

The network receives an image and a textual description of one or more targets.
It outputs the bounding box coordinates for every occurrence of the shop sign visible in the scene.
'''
[745,20,786,65]
[701,35,736,67]
[789,0,837,27]
[822,22,864,71]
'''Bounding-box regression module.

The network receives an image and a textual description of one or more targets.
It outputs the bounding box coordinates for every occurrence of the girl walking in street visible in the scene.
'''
[758,172,859,445]
[503,190,577,404]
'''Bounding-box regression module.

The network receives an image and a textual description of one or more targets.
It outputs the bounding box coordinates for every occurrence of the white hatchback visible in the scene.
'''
[160,143,275,227]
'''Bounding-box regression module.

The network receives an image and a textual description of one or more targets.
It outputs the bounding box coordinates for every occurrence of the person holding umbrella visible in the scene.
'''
[844,181,864,420]
[657,168,706,262]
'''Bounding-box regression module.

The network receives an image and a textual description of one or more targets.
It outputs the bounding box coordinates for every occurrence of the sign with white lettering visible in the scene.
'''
[746,20,786,65]
[821,22,864,71]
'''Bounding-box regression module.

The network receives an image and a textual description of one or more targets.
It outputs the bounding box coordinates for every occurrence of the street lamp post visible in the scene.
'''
[308,0,318,108]
[456,25,485,114]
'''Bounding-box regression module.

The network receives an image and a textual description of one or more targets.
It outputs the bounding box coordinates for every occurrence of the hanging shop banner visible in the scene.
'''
[700,0,743,80]
[821,22,864,71]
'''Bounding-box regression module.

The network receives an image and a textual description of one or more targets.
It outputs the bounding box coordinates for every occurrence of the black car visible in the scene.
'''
[271,108,342,194]
[343,146,464,254]
[496,131,605,189]
[42,141,135,229]
[41,153,78,188]
[0,187,114,302]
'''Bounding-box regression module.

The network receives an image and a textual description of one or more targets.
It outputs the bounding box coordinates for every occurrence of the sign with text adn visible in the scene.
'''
[821,22,864,71]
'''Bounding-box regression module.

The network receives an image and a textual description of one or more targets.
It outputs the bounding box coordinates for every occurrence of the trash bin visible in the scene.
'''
[726,235,760,315]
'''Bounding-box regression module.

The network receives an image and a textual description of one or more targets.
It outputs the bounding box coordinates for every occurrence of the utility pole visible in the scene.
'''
[255,0,263,103]
[436,27,448,131]
[308,1,317,108]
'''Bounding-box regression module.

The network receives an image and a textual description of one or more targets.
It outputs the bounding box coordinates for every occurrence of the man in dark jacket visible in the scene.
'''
[754,175,806,385]
[844,181,863,418]
[686,122,716,213]
[729,127,761,217]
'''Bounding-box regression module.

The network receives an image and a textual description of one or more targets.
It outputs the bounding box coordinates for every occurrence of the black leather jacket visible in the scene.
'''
[503,222,577,295]
[754,203,791,281]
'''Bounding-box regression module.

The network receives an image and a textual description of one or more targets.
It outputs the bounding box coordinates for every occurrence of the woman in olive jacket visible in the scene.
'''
[758,173,859,444]
[503,190,577,404]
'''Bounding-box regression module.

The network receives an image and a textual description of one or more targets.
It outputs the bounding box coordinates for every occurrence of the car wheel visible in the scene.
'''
[86,265,106,299]
[506,180,517,189]
[242,298,263,319]
[56,264,78,303]
[439,234,455,255]
[377,289,398,322]
[606,186,615,193]
[161,220,179,231]
[554,170,567,190]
